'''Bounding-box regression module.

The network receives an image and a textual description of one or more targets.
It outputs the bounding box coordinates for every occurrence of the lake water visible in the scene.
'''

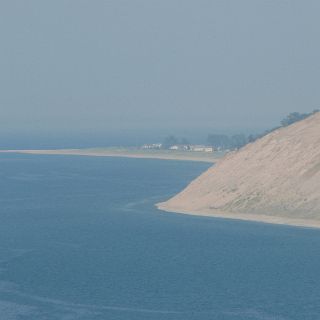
[1,154,320,320]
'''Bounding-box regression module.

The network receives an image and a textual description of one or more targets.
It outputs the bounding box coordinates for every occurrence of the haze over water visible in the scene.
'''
[2,1,320,143]
[1,154,320,320]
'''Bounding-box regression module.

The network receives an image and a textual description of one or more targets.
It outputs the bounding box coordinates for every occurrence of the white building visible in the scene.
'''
[169,145,190,151]
[141,143,162,150]
[189,145,214,152]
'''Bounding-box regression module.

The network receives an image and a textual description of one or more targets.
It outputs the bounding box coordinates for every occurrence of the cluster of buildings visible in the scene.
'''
[170,145,214,152]
[141,143,162,150]
[141,144,214,153]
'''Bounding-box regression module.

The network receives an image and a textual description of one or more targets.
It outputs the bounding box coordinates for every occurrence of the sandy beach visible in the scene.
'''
[0,148,223,163]
[2,142,319,229]
[157,113,320,230]
[157,204,320,229]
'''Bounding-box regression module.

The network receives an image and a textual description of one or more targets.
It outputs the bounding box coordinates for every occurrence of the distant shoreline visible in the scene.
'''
[0,148,224,163]
[2,147,319,229]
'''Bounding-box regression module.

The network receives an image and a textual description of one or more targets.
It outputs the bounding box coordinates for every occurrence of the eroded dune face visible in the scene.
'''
[159,113,320,219]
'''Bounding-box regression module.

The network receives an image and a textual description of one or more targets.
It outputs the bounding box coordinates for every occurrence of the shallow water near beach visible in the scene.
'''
[1,154,320,320]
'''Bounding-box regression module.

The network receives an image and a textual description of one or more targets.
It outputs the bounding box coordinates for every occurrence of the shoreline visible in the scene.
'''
[3,148,317,229]
[0,148,223,163]
[157,204,320,229]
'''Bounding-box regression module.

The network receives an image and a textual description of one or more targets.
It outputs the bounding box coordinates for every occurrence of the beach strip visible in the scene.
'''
[157,204,320,229]
[0,148,223,163]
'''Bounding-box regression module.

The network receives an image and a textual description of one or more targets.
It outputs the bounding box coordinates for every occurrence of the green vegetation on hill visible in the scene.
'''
[159,110,319,152]
[206,110,319,150]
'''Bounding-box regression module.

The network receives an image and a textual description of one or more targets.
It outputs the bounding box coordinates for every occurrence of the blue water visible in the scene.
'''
[1,154,320,320]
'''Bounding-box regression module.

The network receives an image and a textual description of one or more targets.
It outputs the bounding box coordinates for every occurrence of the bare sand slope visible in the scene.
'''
[158,112,320,227]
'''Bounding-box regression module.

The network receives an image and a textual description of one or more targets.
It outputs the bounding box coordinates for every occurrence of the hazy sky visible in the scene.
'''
[1,0,320,140]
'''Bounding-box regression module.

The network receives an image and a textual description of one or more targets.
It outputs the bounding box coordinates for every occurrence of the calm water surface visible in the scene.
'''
[0,154,320,320]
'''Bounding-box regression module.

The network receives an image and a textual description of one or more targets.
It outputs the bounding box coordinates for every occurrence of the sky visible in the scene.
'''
[0,0,319,146]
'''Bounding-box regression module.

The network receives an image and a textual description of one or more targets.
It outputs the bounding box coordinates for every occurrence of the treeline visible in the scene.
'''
[161,110,319,151]
[162,136,190,149]
[207,110,319,150]
[280,110,318,126]
[207,134,248,150]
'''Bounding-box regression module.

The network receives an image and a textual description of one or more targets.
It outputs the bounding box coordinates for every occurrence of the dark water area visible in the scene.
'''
[0,154,320,319]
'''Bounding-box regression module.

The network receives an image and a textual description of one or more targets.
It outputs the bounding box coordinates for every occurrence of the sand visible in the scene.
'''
[158,112,320,229]
[0,148,223,163]
[158,206,320,229]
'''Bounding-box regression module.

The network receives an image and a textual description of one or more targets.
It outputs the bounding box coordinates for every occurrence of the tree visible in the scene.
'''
[207,134,231,149]
[230,134,248,149]
[162,135,178,149]
[280,112,309,127]
[248,134,259,143]
[180,137,190,145]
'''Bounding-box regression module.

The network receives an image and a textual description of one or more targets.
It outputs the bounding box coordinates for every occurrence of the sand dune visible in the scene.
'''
[158,112,320,228]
